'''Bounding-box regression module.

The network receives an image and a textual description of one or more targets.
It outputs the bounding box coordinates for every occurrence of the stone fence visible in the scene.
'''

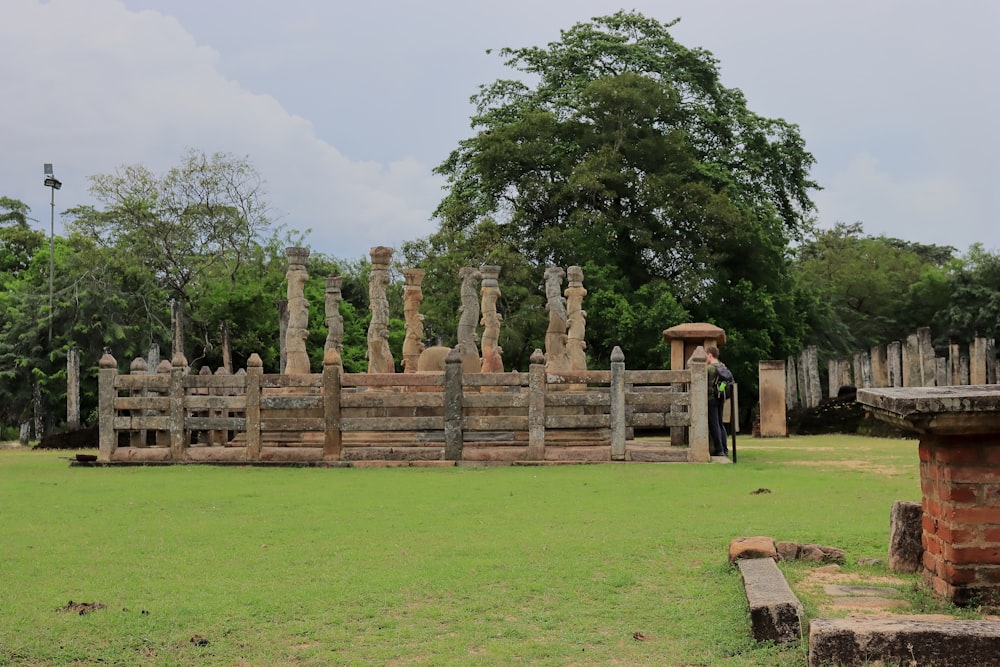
[97,346,712,465]
[787,327,998,409]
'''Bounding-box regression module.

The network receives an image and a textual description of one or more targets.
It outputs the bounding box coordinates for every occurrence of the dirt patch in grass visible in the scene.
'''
[783,459,905,476]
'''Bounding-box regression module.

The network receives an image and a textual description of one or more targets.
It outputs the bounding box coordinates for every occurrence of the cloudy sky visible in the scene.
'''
[3,0,998,261]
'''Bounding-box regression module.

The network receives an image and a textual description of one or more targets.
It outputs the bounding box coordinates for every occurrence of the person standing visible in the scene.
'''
[705,346,729,457]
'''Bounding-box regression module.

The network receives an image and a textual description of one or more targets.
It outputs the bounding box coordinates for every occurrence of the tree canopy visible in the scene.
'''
[406,11,819,376]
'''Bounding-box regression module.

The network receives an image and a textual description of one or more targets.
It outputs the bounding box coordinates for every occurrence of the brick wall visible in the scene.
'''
[919,434,1000,606]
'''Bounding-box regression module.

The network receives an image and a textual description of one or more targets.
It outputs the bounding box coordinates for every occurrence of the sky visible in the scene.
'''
[3,0,998,262]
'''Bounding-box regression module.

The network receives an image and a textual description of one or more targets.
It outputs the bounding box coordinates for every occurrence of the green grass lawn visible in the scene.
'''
[0,435,947,666]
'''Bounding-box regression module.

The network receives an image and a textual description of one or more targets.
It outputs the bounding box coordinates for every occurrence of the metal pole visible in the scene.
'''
[48,183,54,343]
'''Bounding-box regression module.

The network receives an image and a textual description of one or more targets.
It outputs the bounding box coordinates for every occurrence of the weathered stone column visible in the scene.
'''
[479,265,503,373]
[758,360,787,437]
[367,246,395,374]
[324,275,344,357]
[98,351,118,463]
[871,344,888,388]
[284,247,311,375]
[456,266,481,365]
[858,385,1000,606]
[565,265,587,372]
[610,346,626,461]
[527,349,546,460]
[687,346,710,462]
[543,265,568,372]
[444,348,464,460]
[401,268,426,373]
[887,340,903,387]
[67,345,80,430]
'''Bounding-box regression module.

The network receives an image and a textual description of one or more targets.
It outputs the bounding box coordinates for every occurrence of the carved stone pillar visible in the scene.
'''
[284,247,311,375]
[479,265,503,373]
[402,268,426,373]
[456,266,481,363]
[324,275,344,357]
[367,246,395,374]
[565,265,587,372]
[543,265,568,372]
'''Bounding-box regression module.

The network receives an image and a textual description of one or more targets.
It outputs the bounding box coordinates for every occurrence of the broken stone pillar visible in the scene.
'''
[903,333,920,387]
[478,265,503,373]
[564,265,587,372]
[888,500,923,573]
[887,340,903,388]
[67,346,80,430]
[401,269,425,373]
[918,327,936,387]
[758,360,787,437]
[284,246,311,375]
[543,265,568,372]
[858,385,1000,606]
[870,345,888,388]
[366,246,395,374]
[324,275,344,357]
[786,355,799,409]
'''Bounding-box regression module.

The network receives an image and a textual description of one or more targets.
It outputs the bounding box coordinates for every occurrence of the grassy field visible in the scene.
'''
[0,435,958,666]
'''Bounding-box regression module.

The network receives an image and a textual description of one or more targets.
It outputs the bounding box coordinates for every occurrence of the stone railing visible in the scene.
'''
[98,346,710,465]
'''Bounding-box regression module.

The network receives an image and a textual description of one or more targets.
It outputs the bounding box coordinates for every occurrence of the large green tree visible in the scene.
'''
[406,11,818,377]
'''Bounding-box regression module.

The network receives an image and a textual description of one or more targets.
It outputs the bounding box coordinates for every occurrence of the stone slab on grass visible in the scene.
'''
[736,557,804,644]
[809,617,1000,667]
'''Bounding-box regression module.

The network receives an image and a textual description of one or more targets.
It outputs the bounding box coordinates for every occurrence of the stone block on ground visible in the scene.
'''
[729,536,777,563]
[736,557,804,644]
[809,617,1000,667]
[888,499,923,573]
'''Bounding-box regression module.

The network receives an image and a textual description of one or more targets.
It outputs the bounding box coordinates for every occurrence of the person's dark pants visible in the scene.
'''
[708,397,728,455]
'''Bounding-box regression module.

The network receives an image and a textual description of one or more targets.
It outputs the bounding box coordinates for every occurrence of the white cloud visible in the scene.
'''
[0,0,440,260]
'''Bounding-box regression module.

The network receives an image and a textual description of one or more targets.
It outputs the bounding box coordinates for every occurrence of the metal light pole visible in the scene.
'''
[43,164,61,343]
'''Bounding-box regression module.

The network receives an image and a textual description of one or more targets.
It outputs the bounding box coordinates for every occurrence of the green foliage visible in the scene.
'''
[411,11,819,378]
[939,243,1000,342]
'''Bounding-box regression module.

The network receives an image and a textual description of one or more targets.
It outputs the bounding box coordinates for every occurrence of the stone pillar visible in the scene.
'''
[284,246,311,375]
[171,299,184,360]
[324,275,344,357]
[918,327,936,387]
[456,266,481,366]
[870,345,888,388]
[97,351,118,463]
[949,342,962,386]
[564,265,587,372]
[543,265,568,372]
[857,385,1000,606]
[67,345,80,430]
[786,355,799,409]
[903,333,920,387]
[527,349,546,460]
[401,269,425,373]
[970,337,988,385]
[887,341,903,387]
[758,360,787,437]
[367,246,395,374]
[888,500,923,573]
[687,346,710,462]
[478,265,503,373]
[444,348,464,460]
[609,346,626,461]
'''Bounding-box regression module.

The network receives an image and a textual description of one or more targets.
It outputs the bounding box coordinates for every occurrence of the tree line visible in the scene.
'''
[2,12,997,439]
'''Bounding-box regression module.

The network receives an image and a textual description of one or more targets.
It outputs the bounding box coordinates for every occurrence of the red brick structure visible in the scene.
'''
[858,386,1000,606]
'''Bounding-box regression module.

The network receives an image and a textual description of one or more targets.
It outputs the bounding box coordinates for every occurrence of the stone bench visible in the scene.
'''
[809,616,1000,667]
[736,557,804,643]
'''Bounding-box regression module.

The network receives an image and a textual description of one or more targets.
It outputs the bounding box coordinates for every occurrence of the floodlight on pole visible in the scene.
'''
[43,164,61,343]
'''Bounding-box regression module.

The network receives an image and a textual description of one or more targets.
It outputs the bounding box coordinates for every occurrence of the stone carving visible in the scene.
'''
[544,265,568,371]
[416,265,482,373]
[402,268,426,373]
[324,275,344,356]
[284,247,311,375]
[367,246,395,374]
[479,265,504,373]
[565,265,587,371]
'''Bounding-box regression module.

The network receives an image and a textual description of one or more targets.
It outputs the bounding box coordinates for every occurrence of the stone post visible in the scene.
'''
[456,266,481,365]
[324,275,344,356]
[401,269,425,373]
[949,342,962,386]
[887,341,903,387]
[444,348,464,461]
[888,500,923,573]
[786,355,799,409]
[66,345,80,430]
[98,351,117,463]
[367,246,395,374]
[322,348,342,460]
[857,385,1000,606]
[171,299,184,361]
[758,360,787,437]
[610,346,626,461]
[169,352,188,461]
[565,265,587,372]
[129,357,148,448]
[284,247,311,375]
[479,265,503,373]
[527,349,546,460]
[918,327,936,387]
[870,344,888,388]
[543,266,568,372]
[245,353,262,462]
[903,333,920,387]
[278,298,288,374]
[688,346,710,462]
